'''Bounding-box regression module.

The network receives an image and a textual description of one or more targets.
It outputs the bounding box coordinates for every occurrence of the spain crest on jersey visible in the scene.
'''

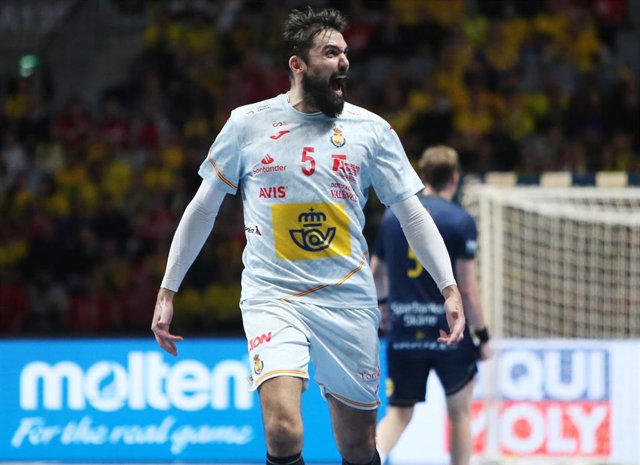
[330,125,345,147]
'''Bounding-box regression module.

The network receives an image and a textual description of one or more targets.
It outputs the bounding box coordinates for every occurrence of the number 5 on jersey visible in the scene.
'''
[301,147,315,176]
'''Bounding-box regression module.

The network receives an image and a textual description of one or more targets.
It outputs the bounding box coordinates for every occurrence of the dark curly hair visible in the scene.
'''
[282,7,347,77]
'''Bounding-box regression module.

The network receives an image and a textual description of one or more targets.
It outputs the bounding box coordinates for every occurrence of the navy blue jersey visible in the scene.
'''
[375,194,478,349]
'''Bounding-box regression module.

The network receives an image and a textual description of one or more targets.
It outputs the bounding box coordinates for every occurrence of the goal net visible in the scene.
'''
[460,184,640,338]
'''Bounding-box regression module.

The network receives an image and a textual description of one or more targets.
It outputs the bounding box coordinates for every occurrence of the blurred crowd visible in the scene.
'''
[1,0,639,335]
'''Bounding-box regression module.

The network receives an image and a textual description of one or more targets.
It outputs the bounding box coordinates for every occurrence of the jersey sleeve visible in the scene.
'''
[198,116,242,195]
[458,213,479,260]
[369,125,424,206]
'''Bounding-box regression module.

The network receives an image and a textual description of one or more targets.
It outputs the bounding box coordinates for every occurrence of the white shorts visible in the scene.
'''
[240,298,381,410]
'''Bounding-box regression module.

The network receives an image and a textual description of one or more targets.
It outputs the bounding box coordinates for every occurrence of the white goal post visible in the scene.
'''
[460,184,640,338]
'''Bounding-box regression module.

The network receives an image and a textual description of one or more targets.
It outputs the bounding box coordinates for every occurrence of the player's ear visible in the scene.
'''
[289,55,306,75]
[453,171,460,186]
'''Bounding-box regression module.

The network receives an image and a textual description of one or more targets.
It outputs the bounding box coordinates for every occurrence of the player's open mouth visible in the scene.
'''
[330,75,347,96]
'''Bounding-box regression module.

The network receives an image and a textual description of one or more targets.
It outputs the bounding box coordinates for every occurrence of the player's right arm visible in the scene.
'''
[455,211,491,360]
[456,258,492,360]
[151,179,226,355]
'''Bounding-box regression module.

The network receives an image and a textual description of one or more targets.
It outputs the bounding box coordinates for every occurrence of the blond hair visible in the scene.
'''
[418,145,459,191]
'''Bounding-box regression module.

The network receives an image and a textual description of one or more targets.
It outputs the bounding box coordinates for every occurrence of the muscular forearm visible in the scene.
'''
[161,180,225,291]
[460,288,485,329]
[456,259,486,329]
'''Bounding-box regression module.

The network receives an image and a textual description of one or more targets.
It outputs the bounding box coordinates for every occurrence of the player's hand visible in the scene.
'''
[438,285,465,344]
[151,288,183,356]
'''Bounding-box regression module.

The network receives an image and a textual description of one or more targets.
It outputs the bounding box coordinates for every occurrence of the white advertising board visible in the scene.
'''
[390,339,640,465]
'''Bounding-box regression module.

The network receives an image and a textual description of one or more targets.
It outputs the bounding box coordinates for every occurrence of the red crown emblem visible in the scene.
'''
[261,154,274,164]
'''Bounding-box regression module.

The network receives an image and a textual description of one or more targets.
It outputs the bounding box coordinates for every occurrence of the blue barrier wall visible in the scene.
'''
[1,338,388,462]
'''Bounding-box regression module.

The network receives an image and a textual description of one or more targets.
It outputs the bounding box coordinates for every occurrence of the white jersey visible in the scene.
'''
[199,93,423,308]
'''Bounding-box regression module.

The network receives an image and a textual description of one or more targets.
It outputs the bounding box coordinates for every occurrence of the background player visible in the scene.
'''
[372,145,492,465]
[151,8,465,465]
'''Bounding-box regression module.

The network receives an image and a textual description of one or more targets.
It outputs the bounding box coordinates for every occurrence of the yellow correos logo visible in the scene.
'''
[272,202,351,260]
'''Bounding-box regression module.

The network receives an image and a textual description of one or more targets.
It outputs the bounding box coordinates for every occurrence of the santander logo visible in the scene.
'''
[254,154,286,175]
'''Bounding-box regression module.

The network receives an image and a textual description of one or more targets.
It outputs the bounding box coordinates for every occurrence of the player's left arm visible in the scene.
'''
[390,195,465,344]
[152,180,226,355]
[456,258,492,360]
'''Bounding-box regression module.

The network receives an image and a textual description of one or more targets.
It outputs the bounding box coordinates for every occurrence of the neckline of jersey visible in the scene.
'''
[279,93,336,121]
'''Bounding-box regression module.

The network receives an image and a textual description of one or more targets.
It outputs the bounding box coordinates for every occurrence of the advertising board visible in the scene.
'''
[2,338,639,463]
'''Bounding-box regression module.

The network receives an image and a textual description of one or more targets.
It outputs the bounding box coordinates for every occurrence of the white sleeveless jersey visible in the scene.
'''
[199,93,424,308]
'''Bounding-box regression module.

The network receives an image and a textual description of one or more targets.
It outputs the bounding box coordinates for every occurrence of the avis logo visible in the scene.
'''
[289,208,336,252]
[261,154,274,164]
[249,332,272,351]
[259,186,286,199]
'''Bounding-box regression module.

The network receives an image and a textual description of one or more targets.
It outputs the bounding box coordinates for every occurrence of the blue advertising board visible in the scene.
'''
[1,338,388,462]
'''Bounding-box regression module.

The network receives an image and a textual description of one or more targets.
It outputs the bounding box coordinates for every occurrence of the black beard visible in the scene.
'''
[302,71,345,118]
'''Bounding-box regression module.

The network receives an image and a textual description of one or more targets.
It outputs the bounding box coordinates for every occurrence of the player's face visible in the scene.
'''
[302,29,349,118]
